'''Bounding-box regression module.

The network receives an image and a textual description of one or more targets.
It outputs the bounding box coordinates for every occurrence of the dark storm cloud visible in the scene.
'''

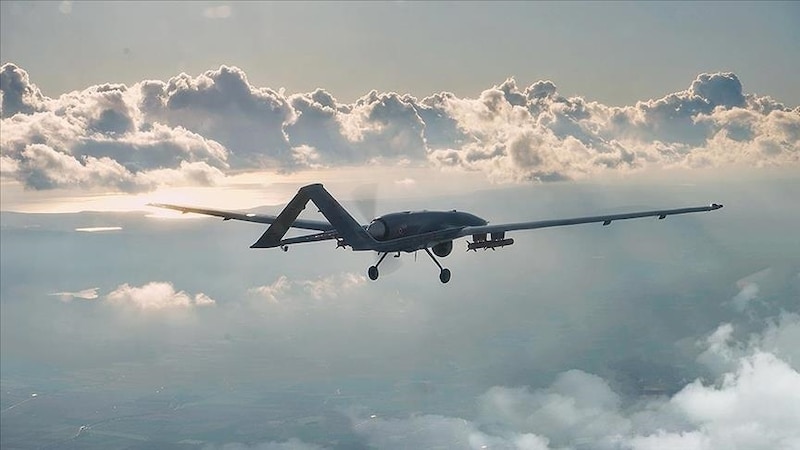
[1,64,797,191]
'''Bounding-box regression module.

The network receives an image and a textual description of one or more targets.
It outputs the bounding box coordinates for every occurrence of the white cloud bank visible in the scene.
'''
[352,314,800,450]
[352,273,800,450]
[2,63,797,192]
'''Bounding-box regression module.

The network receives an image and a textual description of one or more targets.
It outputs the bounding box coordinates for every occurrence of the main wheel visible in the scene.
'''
[368,265,379,281]
[439,268,451,284]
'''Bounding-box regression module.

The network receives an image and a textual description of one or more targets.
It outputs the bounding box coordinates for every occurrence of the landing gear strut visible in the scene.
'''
[367,252,389,281]
[424,248,451,284]
[367,249,451,283]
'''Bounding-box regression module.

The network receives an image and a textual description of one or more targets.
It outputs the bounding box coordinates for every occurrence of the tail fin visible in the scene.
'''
[250,188,312,248]
[251,183,376,250]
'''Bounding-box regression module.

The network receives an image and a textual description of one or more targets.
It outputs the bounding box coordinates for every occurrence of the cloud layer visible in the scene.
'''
[352,314,800,450]
[2,63,797,192]
[2,175,798,449]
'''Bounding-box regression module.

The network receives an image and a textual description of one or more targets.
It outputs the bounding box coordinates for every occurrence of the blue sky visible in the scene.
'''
[2,1,799,105]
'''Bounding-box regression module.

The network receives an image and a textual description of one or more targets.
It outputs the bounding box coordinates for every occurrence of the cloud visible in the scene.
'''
[249,272,366,303]
[49,287,99,302]
[1,72,229,192]
[352,411,552,450]
[477,370,630,448]
[0,63,47,117]
[106,281,216,311]
[58,1,72,14]
[74,226,122,232]
[202,439,324,450]
[666,351,800,450]
[698,312,800,376]
[1,175,796,447]
[301,272,366,300]
[203,4,232,19]
[248,275,292,303]
[2,64,796,192]
[350,269,800,450]
[140,65,293,168]
[352,333,800,450]
[730,267,772,312]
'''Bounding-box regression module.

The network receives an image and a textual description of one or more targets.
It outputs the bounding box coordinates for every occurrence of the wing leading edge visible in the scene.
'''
[147,203,334,232]
[460,203,723,237]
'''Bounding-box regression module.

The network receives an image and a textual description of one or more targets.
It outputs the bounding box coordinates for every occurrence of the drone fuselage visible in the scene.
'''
[367,210,487,242]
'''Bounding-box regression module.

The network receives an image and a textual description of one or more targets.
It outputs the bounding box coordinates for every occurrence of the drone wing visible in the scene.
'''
[148,203,334,232]
[460,204,723,238]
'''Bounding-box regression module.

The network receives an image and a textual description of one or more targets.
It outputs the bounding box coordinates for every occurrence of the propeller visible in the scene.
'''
[352,182,378,223]
[351,183,404,277]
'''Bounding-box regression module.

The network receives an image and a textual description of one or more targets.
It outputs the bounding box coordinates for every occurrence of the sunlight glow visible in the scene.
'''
[0,166,493,214]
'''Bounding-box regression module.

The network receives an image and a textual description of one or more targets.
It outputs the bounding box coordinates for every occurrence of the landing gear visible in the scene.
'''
[439,268,451,283]
[367,252,389,281]
[367,249,451,283]
[424,247,451,284]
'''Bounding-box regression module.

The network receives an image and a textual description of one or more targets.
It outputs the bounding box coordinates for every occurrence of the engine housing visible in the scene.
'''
[432,241,453,257]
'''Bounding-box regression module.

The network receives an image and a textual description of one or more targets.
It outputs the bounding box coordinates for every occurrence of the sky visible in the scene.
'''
[1,1,800,449]
[2,2,799,106]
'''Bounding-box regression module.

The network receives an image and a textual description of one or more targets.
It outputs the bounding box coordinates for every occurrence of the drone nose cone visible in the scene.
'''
[711,203,723,210]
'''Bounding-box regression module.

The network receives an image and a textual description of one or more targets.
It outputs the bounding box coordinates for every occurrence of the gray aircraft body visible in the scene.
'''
[151,183,723,283]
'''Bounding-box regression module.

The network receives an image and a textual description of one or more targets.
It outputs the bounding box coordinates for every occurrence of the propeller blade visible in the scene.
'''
[352,183,378,222]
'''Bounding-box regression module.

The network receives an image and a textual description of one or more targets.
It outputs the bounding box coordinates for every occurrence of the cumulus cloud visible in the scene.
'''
[140,65,293,168]
[106,281,216,311]
[0,68,229,192]
[2,63,798,191]
[352,326,800,450]
[351,271,800,450]
[1,63,47,117]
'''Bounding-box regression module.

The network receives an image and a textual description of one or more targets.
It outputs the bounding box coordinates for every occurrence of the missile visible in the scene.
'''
[467,238,514,251]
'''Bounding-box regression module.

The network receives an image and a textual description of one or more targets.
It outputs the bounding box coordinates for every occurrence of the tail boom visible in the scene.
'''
[251,183,377,250]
